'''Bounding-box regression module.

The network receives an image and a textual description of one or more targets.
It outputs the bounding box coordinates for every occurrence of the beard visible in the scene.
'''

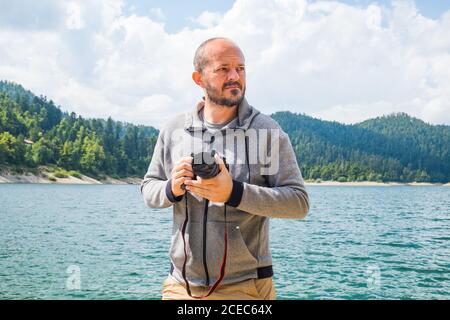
[205,81,246,107]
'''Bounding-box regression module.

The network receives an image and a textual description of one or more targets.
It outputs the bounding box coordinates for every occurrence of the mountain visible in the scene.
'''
[1,80,449,182]
[272,112,450,182]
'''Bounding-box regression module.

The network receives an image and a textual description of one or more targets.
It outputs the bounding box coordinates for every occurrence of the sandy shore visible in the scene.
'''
[1,170,447,186]
[0,172,142,185]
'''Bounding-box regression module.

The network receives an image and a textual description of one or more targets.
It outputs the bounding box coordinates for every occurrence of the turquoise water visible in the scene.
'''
[0,184,449,300]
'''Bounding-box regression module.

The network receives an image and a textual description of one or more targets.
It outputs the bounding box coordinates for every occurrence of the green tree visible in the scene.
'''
[31,138,54,164]
[80,133,106,174]
[0,132,22,164]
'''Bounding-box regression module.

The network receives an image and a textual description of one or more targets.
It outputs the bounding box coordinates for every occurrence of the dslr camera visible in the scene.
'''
[181,150,228,190]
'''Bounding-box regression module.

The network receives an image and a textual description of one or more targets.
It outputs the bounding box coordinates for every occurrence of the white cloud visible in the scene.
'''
[0,0,449,128]
[366,4,382,31]
[66,2,84,30]
[190,11,222,28]
[149,8,166,21]
[133,94,174,125]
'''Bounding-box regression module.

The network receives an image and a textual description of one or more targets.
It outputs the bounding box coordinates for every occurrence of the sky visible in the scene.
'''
[1,0,450,128]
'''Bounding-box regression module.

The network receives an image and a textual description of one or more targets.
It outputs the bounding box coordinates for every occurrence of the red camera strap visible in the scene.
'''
[181,194,228,299]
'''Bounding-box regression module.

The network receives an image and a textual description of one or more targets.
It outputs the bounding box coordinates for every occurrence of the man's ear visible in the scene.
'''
[192,71,204,88]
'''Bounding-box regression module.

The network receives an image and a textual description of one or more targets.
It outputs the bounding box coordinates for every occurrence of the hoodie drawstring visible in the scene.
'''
[245,131,251,184]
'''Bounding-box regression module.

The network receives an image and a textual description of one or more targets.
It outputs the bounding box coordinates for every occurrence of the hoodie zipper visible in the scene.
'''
[202,199,210,286]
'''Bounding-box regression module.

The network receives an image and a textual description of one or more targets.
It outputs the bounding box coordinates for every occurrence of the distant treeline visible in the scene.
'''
[272,111,450,183]
[0,81,157,178]
[1,80,449,182]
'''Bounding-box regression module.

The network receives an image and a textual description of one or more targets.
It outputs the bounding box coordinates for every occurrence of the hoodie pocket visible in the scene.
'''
[169,222,207,283]
[206,221,258,280]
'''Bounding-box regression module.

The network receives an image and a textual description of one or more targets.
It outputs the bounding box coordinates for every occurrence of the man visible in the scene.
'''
[140,37,309,300]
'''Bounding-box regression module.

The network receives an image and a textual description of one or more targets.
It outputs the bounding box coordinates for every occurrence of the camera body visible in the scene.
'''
[180,150,228,191]
[191,150,228,179]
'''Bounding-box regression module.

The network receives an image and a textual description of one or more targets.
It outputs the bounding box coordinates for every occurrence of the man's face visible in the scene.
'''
[200,43,246,107]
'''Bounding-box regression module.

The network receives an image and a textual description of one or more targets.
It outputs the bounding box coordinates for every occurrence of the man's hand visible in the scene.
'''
[184,153,233,203]
[171,156,194,197]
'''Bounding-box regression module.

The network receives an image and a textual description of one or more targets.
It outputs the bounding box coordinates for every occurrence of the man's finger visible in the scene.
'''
[187,186,210,199]
[185,183,210,191]
[215,153,227,172]
[173,169,194,179]
[172,163,193,175]
[173,156,193,169]
[176,161,193,170]
[184,178,214,187]
[174,176,189,186]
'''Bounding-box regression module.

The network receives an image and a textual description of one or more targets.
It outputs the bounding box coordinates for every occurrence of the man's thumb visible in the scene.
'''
[215,153,227,172]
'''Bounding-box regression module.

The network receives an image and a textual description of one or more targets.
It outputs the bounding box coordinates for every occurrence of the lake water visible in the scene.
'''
[0,184,449,300]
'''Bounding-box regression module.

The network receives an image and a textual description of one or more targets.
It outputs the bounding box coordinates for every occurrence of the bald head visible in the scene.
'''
[192,37,246,108]
[193,37,245,73]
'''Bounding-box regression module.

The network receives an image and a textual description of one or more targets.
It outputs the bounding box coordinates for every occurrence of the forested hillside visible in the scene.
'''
[0,81,157,178]
[272,112,450,182]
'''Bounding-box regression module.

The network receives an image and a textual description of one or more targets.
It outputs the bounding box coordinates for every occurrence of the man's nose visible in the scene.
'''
[226,68,240,81]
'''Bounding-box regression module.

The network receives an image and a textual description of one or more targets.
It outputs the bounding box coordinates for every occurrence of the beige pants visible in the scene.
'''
[162,275,276,300]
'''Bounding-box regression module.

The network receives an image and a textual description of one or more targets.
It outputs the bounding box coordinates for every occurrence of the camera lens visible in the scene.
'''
[191,150,220,179]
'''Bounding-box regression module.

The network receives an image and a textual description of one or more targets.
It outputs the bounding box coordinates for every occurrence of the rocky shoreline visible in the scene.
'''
[0,172,448,186]
[0,172,142,185]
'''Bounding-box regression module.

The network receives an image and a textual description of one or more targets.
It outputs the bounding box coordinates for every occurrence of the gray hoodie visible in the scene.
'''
[140,98,309,286]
